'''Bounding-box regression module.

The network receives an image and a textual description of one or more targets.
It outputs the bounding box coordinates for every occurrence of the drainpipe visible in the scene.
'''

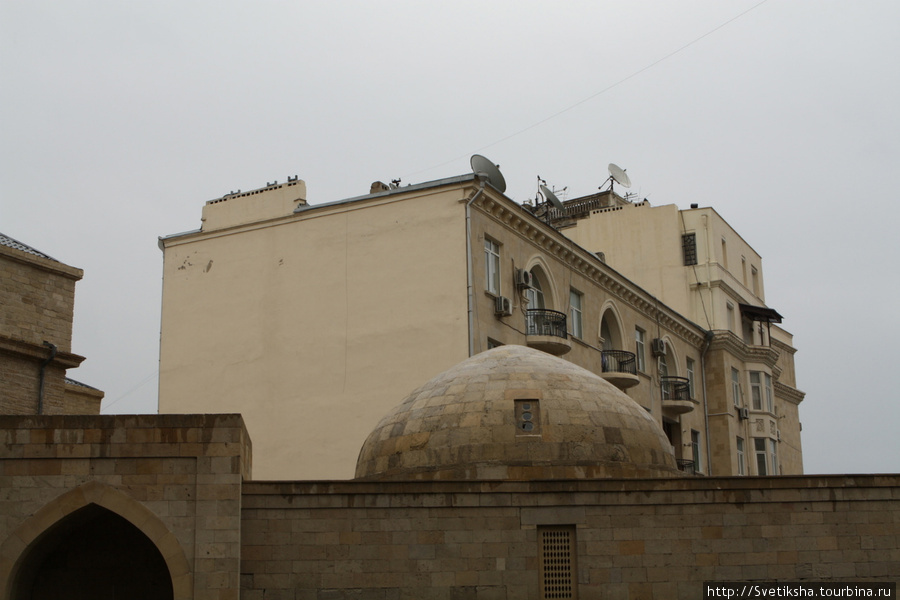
[38,341,58,414]
[465,180,487,357]
[700,330,713,475]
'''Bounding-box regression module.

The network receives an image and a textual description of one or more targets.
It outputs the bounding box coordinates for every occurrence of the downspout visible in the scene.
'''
[465,179,487,357]
[38,341,58,414]
[700,330,713,475]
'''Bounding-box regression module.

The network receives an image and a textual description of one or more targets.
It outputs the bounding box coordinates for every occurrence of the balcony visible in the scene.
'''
[661,376,698,415]
[599,350,640,390]
[525,309,571,356]
[676,459,700,475]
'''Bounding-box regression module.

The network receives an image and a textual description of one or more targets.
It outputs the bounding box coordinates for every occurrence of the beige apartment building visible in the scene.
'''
[158,169,803,480]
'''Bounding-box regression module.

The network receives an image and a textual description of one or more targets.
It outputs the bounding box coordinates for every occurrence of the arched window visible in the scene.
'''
[525,268,545,309]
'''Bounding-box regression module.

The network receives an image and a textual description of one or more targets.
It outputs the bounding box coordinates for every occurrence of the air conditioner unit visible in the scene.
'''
[651,338,666,357]
[494,296,513,317]
[739,407,750,420]
[514,268,533,288]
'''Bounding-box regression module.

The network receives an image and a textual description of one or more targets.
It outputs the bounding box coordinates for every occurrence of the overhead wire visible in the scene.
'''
[405,0,772,179]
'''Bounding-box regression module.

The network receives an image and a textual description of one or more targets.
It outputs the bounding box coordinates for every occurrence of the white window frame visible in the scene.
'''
[764,373,773,413]
[691,430,702,474]
[736,437,745,475]
[731,368,741,407]
[635,327,646,372]
[686,358,696,399]
[769,439,779,475]
[484,238,500,295]
[569,289,583,339]
[750,371,762,411]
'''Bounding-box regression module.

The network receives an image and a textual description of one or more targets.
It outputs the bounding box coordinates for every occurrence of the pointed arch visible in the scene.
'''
[598,300,625,350]
[1,481,192,600]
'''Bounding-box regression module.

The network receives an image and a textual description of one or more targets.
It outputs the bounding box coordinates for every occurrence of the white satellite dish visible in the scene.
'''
[608,163,632,189]
[540,184,564,210]
[470,154,507,193]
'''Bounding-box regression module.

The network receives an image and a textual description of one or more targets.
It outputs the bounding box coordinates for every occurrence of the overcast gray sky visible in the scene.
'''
[2,1,898,475]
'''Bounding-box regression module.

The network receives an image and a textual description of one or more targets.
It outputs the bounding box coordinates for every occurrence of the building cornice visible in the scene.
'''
[0,245,83,280]
[0,335,85,368]
[708,331,782,374]
[473,193,707,347]
[774,381,806,405]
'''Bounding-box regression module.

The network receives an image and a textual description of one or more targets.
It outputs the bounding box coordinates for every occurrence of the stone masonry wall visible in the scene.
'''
[0,414,251,600]
[240,476,899,600]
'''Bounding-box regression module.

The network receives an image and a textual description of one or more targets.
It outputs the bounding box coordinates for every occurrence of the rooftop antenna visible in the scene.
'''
[532,176,566,225]
[470,154,507,193]
[604,163,632,193]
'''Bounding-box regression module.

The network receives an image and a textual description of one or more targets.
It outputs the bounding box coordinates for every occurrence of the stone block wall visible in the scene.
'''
[240,476,899,600]
[0,414,251,600]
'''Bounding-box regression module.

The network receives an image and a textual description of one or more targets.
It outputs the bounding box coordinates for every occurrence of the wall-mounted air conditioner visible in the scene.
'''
[651,338,667,357]
[514,269,533,289]
[494,296,513,317]
[739,407,750,420]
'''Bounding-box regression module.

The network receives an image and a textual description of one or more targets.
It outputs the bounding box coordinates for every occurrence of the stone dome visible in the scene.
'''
[355,345,679,480]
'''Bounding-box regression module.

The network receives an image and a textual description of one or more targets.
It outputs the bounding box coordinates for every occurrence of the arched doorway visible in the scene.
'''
[10,504,174,600]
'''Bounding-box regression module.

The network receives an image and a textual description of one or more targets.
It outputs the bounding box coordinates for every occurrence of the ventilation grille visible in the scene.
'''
[540,526,576,599]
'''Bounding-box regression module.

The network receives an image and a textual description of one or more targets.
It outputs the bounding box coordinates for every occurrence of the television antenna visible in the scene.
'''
[470,154,507,193]
[604,163,632,193]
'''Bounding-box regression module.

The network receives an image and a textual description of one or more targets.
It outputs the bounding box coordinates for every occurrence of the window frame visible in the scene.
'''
[754,438,768,475]
[635,327,646,372]
[686,358,696,399]
[731,368,741,407]
[484,237,501,296]
[569,289,583,339]
[764,373,773,413]
[750,371,763,411]
[736,437,746,475]
[691,430,702,474]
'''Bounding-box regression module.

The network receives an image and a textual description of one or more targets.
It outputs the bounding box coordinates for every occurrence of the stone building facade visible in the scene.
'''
[158,169,802,481]
[0,349,895,599]
[0,233,103,415]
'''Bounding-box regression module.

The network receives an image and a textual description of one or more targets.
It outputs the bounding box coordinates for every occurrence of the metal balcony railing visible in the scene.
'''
[600,350,637,375]
[661,376,691,401]
[676,459,697,475]
[525,309,568,340]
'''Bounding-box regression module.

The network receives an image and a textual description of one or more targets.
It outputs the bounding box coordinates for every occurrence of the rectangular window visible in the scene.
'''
[736,437,746,475]
[750,372,762,411]
[764,373,773,413]
[769,439,779,476]
[686,358,695,399]
[691,430,702,474]
[754,438,768,475]
[539,526,577,599]
[635,328,646,372]
[484,238,500,295]
[569,289,583,339]
[731,368,741,407]
[682,233,697,266]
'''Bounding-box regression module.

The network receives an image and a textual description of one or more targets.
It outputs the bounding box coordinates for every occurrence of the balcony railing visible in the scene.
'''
[525,309,568,339]
[601,350,637,375]
[676,459,698,475]
[660,376,691,401]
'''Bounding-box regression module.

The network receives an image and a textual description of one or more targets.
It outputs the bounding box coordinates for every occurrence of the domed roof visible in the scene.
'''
[355,345,679,481]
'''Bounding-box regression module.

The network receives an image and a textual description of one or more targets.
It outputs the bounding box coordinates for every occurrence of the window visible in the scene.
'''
[525,270,545,308]
[569,289,583,339]
[635,328,646,372]
[487,338,503,349]
[736,437,746,475]
[484,238,500,295]
[539,526,576,599]
[764,373,773,413]
[515,399,541,436]
[754,438,768,475]
[769,438,779,476]
[691,430,702,474]
[751,266,759,296]
[731,368,741,407]
[682,233,697,266]
[726,302,735,332]
[686,358,696,399]
[750,372,762,411]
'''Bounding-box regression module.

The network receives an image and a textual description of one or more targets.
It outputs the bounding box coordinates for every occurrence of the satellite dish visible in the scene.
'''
[608,163,631,189]
[540,184,564,210]
[470,154,507,193]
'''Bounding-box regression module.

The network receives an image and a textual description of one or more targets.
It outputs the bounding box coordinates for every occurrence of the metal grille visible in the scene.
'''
[540,527,576,599]
[682,233,697,266]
